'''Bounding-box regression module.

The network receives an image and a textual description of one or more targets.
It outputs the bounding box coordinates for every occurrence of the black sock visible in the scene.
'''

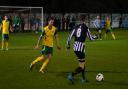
[82,68,85,80]
[99,33,102,39]
[72,67,83,76]
[96,34,98,36]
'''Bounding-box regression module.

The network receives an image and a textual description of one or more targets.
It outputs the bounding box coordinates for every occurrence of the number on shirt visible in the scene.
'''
[77,28,81,37]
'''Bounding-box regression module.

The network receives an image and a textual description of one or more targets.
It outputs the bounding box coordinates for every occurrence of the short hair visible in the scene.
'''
[48,17,54,22]
[80,15,86,21]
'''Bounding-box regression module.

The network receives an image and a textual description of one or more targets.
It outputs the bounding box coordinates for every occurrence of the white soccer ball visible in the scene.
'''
[96,73,104,82]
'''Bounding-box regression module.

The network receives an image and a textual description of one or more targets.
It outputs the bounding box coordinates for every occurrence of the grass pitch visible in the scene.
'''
[0,29,128,89]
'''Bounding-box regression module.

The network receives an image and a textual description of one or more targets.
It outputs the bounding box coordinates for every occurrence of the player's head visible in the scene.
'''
[97,15,100,19]
[48,17,54,26]
[80,15,86,22]
[4,15,8,20]
[106,16,110,20]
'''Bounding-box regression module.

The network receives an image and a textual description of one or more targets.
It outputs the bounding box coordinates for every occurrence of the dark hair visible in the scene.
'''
[48,17,54,21]
[80,15,86,21]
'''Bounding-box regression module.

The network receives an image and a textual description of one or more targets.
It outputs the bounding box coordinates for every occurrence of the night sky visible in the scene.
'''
[0,0,128,13]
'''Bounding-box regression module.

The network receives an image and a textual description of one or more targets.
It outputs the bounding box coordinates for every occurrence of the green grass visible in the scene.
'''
[0,29,128,89]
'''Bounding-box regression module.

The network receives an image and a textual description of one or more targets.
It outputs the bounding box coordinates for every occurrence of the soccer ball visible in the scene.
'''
[96,73,104,82]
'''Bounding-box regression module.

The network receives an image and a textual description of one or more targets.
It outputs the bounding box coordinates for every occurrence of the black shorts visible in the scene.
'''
[74,51,85,62]
[106,29,112,33]
[41,45,53,55]
[2,34,9,41]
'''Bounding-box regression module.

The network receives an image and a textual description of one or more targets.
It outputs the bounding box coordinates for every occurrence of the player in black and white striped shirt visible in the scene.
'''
[67,15,94,83]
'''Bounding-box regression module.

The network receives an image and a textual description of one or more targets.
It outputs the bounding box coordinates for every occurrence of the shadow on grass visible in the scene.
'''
[47,70,128,77]
[47,70,128,84]
[28,69,128,86]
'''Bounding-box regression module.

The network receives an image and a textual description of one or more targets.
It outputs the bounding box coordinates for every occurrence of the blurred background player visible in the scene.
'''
[93,15,102,40]
[12,15,21,33]
[0,15,13,50]
[105,16,116,40]
[29,17,61,74]
[66,15,94,83]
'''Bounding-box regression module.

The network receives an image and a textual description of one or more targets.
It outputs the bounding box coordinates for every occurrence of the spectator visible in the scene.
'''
[30,15,36,32]
[66,16,70,30]
[21,17,25,33]
[119,17,122,28]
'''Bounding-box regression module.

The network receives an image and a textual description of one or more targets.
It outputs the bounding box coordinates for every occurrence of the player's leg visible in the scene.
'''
[29,55,44,71]
[67,62,84,83]
[5,34,9,50]
[72,64,83,77]
[67,52,85,82]
[5,41,8,50]
[79,61,86,82]
[32,56,44,65]
[105,29,109,39]
[1,34,4,50]
[78,52,88,83]
[39,46,53,74]
[111,32,116,40]
[1,40,4,50]
[110,28,116,40]
[98,29,102,40]
[30,45,47,71]
[95,29,99,39]
[39,53,52,74]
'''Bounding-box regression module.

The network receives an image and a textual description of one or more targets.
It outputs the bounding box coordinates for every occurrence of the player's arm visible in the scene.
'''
[86,28,94,41]
[66,29,75,49]
[9,22,13,32]
[0,21,3,33]
[93,20,97,28]
[54,29,61,50]
[0,22,2,33]
[35,31,44,49]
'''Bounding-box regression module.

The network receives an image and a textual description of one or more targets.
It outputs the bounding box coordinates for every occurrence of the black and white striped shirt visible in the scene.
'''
[67,23,94,52]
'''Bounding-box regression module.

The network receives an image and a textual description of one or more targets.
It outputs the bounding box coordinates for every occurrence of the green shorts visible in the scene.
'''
[41,45,53,55]
[2,34,9,41]
[110,27,113,32]
[106,28,113,33]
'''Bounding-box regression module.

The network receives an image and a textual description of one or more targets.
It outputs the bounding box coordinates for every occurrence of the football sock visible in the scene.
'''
[82,67,85,80]
[105,34,107,39]
[39,59,49,71]
[111,33,116,40]
[96,34,98,39]
[5,41,8,49]
[99,33,102,39]
[72,67,83,76]
[1,41,4,49]
[32,56,43,64]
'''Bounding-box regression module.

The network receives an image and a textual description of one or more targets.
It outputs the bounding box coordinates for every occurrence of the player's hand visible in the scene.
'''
[10,27,13,33]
